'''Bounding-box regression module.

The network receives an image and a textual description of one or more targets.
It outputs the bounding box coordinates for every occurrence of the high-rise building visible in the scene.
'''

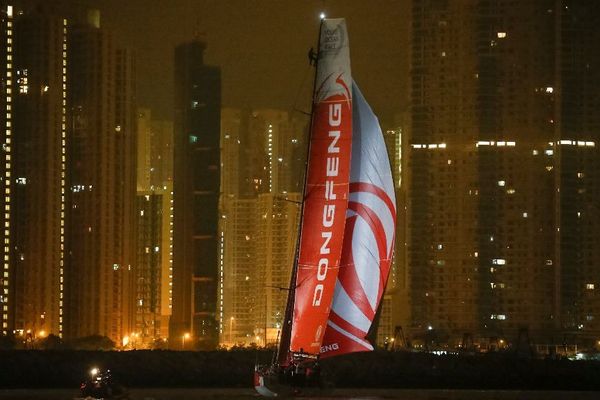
[377,126,408,347]
[218,108,306,347]
[171,40,221,349]
[253,193,300,346]
[135,192,163,344]
[135,108,174,344]
[64,12,136,343]
[137,108,173,192]
[219,196,257,345]
[9,6,68,339]
[249,109,306,195]
[408,0,600,346]
[0,4,14,336]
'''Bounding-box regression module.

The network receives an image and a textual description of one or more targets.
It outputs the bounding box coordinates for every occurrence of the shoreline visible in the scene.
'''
[1,388,600,400]
[1,350,600,391]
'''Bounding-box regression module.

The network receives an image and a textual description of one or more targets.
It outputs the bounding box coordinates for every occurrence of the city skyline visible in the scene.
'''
[1,1,600,355]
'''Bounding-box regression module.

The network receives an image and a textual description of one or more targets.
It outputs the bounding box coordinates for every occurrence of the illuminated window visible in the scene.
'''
[497,32,506,38]
[189,135,198,143]
[498,180,505,187]
[586,284,595,290]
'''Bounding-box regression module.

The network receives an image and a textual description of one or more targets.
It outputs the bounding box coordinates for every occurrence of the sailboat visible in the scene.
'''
[254,17,397,397]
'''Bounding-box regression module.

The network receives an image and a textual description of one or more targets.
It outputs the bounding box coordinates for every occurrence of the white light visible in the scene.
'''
[497,32,507,38]
[545,87,554,93]
[320,12,326,20]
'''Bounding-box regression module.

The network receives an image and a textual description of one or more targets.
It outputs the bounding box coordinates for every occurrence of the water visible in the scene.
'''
[0,388,599,400]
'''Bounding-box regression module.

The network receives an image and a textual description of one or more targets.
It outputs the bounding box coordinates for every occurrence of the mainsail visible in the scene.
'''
[320,82,397,358]
[288,18,353,357]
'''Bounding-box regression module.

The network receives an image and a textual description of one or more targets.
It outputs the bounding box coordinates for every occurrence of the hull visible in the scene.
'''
[254,364,333,397]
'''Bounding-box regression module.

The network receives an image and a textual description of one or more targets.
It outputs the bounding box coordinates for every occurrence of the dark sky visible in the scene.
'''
[75,0,409,125]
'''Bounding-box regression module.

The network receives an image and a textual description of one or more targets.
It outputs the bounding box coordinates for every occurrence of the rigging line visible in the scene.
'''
[265,285,292,292]
[290,62,314,116]
[274,195,302,205]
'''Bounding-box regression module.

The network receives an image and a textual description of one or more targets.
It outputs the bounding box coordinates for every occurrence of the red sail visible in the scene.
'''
[290,18,352,356]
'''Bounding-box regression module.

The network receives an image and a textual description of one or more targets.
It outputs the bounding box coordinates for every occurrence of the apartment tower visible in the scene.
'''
[409,0,600,345]
[171,40,221,349]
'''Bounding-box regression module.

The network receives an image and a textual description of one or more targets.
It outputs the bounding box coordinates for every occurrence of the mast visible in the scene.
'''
[277,18,325,367]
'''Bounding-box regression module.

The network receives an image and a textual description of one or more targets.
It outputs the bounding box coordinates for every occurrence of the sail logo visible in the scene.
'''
[312,102,342,308]
[320,342,339,353]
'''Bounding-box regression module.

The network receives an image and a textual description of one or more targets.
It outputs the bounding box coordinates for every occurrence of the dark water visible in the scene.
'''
[0,388,599,400]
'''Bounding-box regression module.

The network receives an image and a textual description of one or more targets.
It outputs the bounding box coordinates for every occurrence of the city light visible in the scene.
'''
[182,332,191,349]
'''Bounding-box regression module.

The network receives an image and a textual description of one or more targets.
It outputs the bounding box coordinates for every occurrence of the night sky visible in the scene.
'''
[71,0,409,125]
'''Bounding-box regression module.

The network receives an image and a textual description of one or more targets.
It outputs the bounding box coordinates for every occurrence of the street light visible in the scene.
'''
[182,332,190,349]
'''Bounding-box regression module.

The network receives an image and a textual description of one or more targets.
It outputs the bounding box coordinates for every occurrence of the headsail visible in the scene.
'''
[289,18,353,356]
[320,82,397,358]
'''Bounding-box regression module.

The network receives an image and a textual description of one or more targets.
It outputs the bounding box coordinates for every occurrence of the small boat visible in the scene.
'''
[254,17,396,397]
[78,367,129,400]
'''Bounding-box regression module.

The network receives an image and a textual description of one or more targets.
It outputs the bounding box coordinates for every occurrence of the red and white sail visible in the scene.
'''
[290,18,353,356]
[320,82,397,358]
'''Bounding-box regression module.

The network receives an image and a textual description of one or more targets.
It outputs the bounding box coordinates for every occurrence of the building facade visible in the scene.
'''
[9,6,68,339]
[64,13,136,343]
[171,40,221,349]
[219,107,306,347]
[0,4,14,336]
[408,0,600,347]
[136,107,174,345]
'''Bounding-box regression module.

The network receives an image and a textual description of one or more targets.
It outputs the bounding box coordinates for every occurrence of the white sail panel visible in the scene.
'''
[351,216,380,310]
[321,82,396,358]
